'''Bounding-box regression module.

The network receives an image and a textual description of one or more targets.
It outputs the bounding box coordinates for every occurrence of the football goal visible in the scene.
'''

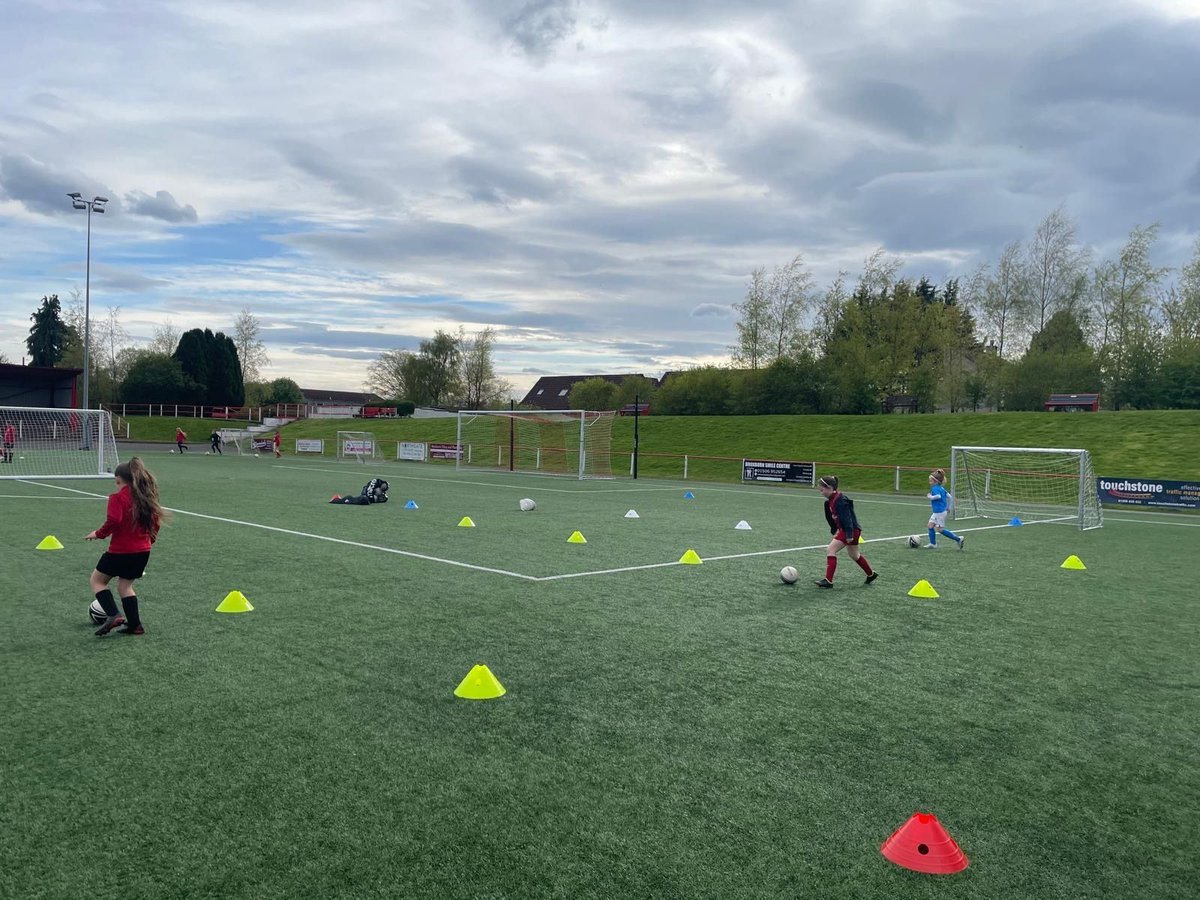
[950,446,1103,530]
[0,406,119,480]
[336,431,378,463]
[455,410,616,479]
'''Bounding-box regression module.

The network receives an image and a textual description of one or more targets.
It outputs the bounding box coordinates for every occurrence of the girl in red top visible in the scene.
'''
[175,427,188,453]
[815,474,878,589]
[85,457,166,635]
[273,429,282,458]
[2,421,14,463]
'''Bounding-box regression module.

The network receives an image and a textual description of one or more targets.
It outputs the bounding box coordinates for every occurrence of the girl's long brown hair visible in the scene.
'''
[114,457,168,533]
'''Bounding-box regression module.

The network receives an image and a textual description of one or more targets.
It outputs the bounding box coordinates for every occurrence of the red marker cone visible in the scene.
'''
[881,812,968,874]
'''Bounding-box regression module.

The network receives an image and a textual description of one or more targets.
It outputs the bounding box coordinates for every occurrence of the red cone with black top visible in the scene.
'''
[881,812,968,874]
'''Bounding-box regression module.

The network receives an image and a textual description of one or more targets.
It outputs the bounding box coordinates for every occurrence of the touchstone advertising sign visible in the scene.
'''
[1096,477,1200,510]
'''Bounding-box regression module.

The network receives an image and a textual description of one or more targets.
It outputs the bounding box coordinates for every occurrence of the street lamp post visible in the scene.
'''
[67,192,108,411]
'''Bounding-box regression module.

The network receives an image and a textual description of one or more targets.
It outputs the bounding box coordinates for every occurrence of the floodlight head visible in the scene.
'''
[67,192,82,199]
[94,196,108,204]
[72,201,88,210]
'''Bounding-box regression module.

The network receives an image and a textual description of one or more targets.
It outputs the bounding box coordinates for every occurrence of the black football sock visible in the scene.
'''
[120,596,141,628]
[95,589,119,617]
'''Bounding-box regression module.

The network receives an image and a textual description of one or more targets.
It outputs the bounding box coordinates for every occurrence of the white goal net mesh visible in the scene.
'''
[950,445,1103,530]
[0,407,119,479]
[456,410,616,479]
[336,431,378,462]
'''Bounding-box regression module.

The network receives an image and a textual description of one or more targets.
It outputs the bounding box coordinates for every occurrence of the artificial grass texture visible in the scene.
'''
[120,410,1200,490]
[2,455,1198,898]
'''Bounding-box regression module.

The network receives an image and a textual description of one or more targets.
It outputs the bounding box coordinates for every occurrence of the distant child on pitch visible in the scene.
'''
[926,469,964,549]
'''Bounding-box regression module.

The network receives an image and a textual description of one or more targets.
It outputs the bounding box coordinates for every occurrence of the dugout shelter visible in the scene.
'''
[0,363,82,408]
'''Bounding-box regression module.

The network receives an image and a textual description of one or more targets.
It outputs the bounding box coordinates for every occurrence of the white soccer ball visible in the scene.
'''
[780,565,799,584]
[907,535,921,548]
[169,449,174,453]
[255,453,260,458]
[519,498,536,512]
[205,451,211,455]
[88,599,106,624]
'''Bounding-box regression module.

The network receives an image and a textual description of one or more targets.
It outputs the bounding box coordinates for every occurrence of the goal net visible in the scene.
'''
[455,410,616,479]
[0,406,119,480]
[336,431,378,463]
[950,446,1103,530]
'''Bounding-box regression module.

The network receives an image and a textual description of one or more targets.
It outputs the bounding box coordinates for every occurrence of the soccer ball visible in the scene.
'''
[255,453,260,458]
[88,599,106,625]
[907,535,921,549]
[519,498,536,512]
[779,565,799,584]
[205,451,211,455]
[169,449,175,453]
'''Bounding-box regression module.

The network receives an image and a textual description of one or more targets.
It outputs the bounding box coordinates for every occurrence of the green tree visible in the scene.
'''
[653,367,738,415]
[26,295,70,366]
[612,375,658,411]
[120,354,192,404]
[261,377,303,405]
[173,329,211,403]
[568,377,619,411]
[1003,310,1100,410]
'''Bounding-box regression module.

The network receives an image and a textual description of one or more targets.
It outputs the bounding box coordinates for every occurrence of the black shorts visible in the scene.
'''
[96,551,151,580]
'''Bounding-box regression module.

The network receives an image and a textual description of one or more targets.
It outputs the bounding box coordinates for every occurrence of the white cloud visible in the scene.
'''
[1,0,1198,387]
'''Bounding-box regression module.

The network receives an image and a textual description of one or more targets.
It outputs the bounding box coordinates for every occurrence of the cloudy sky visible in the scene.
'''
[2,0,1198,395]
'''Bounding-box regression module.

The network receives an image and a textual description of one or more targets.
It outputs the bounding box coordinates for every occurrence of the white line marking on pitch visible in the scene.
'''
[0,494,102,501]
[19,479,539,581]
[274,463,688,495]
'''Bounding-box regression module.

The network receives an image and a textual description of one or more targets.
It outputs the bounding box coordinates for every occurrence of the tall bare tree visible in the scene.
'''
[731,267,769,369]
[1159,236,1200,349]
[233,308,270,383]
[1026,206,1089,331]
[968,240,1030,358]
[765,253,815,359]
[458,326,511,408]
[1093,224,1167,408]
[149,322,181,355]
[92,306,130,402]
[365,349,414,401]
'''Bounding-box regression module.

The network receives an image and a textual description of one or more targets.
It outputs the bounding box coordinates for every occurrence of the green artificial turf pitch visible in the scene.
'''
[2,455,1198,899]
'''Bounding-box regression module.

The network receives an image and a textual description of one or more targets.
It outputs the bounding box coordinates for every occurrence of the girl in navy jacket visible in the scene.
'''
[816,474,878,588]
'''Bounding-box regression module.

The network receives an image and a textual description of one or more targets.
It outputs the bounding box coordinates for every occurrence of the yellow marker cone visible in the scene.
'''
[454,664,506,700]
[36,535,64,550]
[908,579,940,599]
[1061,555,1087,570]
[216,590,254,613]
[679,549,703,565]
[567,530,587,544]
[457,516,476,528]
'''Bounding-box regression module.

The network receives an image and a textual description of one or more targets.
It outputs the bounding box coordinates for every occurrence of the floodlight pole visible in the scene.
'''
[67,192,108,412]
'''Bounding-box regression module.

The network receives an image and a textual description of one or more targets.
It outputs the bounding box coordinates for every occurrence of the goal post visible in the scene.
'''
[949,446,1103,530]
[0,406,119,479]
[455,409,616,479]
[336,431,378,463]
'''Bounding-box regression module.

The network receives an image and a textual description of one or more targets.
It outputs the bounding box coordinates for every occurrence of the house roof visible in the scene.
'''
[520,374,652,410]
[300,388,381,404]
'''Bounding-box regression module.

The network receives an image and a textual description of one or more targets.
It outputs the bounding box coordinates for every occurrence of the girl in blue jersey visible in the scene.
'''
[926,469,964,549]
